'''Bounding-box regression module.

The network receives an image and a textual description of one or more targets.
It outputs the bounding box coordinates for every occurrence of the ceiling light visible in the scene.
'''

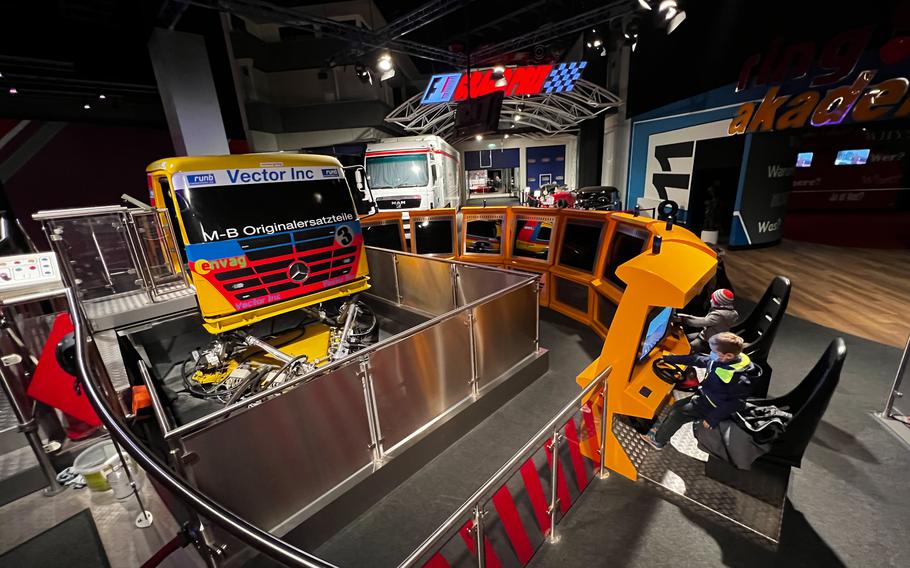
[586,41,593,48]
[99,94,106,100]
[380,69,396,82]
[593,39,602,47]
[8,88,17,95]
[377,53,393,72]
[354,62,372,85]
[504,134,509,139]
[491,65,507,87]
[638,0,652,9]
[659,0,677,19]
[487,143,496,148]
[667,10,686,33]
[0,72,3,78]
[513,113,522,122]
[475,134,483,141]
[83,104,91,109]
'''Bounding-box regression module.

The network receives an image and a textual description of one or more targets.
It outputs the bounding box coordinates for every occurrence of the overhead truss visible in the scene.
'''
[385,80,622,142]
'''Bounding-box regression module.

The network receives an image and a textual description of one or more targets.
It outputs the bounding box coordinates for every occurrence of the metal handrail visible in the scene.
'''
[398,365,612,568]
[882,334,910,417]
[65,286,338,568]
[164,257,538,440]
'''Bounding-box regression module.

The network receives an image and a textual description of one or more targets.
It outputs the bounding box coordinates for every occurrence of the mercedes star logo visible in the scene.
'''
[287,262,310,283]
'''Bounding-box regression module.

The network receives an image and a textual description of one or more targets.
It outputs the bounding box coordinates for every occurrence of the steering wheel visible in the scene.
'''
[652,357,686,385]
[652,357,700,391]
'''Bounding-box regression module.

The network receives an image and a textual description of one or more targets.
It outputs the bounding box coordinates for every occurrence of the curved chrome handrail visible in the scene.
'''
[64,287,337,568]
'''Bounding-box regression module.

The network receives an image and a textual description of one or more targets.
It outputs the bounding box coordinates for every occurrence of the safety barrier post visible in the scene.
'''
[598,380,610,480]
[359,356,385,464]
[472,505,486,568]
[882,334,910,418]
[546,429,562,544]
[468,309,479,397]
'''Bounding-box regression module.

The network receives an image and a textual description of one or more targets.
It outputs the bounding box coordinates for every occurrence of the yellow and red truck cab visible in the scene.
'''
[146,153,370,333]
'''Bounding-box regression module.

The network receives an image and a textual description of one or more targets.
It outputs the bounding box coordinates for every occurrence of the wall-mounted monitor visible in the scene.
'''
[413,216,454,255]
[834,149,870,165]
[639,306,673,361]
[362,220,404,251]
[795,152,813,168]
[512,214,556,263]
[557,219,605,273]
[603,223,650,290]
[464,215,504,255]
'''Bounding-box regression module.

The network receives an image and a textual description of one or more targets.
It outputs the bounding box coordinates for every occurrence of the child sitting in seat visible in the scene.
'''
[678,289,739,353]
[642,332,759,450]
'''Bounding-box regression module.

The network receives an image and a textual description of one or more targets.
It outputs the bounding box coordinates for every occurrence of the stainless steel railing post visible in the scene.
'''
[546,429,562,544]
[472,505,485,568]
[882,334,910,418]
[468,310,479,397]
[598,380,610,480]
[360,357,385,464]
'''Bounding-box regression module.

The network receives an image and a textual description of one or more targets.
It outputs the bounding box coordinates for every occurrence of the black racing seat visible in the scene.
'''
[731,276,791,396]
[731,275,791,362]
[751,337,847,468]
[705,338,846,502]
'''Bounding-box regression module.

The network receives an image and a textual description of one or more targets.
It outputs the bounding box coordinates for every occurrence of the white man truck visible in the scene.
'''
[364,135,463,212]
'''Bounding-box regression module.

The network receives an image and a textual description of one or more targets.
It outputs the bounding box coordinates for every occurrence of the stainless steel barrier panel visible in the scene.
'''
[181,358,374,533]
[365,247,399,304]
[370,314,474,455]
[456,264,530,306]
[398,367,612,568]
[472,284,538,390]
[396,253,456,316]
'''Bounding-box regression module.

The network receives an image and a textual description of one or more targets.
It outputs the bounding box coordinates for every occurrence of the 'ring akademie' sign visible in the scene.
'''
[728,24,910,134]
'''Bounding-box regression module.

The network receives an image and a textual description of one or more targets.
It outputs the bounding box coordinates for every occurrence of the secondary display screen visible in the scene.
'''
[603,224,650,289]
[834,149,870,165]
[558,219,604,273]
[362,222,404,251]
[414,218,454,254]
[639,307,673,361]
[513,215,555,261]
[796,152,813,168]
[464,216,503,254]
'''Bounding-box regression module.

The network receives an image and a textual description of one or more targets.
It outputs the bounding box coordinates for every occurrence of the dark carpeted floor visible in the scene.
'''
[0,509,109,568]
[527,301,909,568]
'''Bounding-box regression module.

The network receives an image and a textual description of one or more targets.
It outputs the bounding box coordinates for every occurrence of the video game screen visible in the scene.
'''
[464,216,503,255]
[413,217,454,254]
[362,221,404,251]
[639,306,673,361]
[512,215,555,261]
[558,219,604,273]
[603,223,650,289]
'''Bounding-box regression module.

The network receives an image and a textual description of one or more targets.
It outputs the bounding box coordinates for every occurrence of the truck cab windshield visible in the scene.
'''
[175,179,355,244]
[366,155,429,189]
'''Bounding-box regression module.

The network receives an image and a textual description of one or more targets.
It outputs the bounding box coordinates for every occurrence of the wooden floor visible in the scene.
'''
[722,240,910,348]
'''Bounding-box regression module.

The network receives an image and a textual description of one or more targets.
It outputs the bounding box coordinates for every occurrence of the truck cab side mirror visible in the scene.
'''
[344,165,376,216]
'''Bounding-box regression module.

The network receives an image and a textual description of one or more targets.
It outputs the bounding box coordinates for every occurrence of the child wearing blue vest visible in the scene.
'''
[642,332,759,450]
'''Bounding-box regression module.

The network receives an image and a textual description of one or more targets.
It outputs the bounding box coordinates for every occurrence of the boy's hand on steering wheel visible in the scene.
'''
[702,420,712,429]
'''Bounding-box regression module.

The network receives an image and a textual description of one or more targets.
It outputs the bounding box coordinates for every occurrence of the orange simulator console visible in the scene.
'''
[576,220,717,481]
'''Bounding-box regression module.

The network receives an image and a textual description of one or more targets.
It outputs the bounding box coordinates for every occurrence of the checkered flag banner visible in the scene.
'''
[542,61,588,93]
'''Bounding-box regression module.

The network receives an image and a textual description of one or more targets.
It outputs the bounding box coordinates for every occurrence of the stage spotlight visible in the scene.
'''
[354,62,372,85]
[475,134,483,141]
[377,53,393,72]
[638,0,652,9]
[491,65,507,87]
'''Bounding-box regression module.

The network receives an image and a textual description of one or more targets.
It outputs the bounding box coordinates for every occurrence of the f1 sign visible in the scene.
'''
[420,62,587,104]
